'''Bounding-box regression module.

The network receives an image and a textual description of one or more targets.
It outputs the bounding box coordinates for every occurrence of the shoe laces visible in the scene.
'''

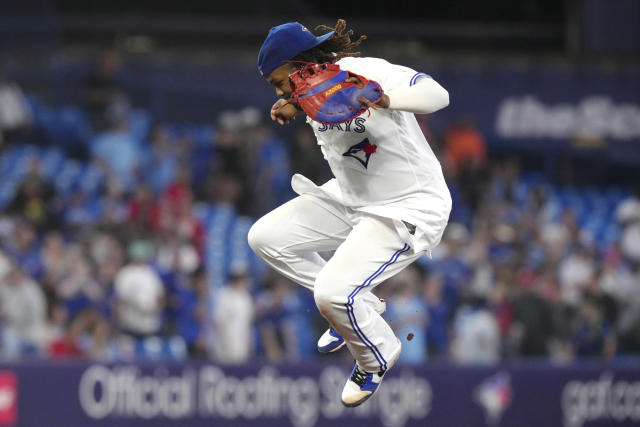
[350,366,369,387]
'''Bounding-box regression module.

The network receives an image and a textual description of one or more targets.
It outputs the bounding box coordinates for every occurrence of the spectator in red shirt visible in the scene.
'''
[444,117,487,173]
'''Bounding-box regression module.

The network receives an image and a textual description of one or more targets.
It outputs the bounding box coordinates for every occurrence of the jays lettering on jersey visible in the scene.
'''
[293,56,452,254]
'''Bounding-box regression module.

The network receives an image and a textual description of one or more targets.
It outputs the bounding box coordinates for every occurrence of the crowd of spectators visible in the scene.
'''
[0,53,638,365]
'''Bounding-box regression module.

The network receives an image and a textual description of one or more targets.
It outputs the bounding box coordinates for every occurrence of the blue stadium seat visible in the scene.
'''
[165,336,188,360]
[54,159,83,195]
[40,147,66,178]
[0,179,18,209]
[138,336,164,360]
[200,204,237,288]
[77,164,104,195]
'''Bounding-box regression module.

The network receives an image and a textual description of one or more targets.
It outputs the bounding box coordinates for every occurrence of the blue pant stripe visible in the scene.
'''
[352,244,409,369]
[345,243,410,370]
[348,244,408,369]
[345,302,383,366]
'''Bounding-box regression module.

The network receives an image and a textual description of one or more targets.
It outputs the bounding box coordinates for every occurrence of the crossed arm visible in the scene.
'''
[270,73,449,124]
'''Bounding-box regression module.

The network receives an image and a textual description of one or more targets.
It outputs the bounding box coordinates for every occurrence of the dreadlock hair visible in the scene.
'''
[292,19,366,64]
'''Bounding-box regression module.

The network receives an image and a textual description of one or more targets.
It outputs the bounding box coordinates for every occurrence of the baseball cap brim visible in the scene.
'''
[314,31,334,47]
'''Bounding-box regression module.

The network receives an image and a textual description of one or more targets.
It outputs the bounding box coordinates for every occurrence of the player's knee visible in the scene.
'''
[247,219,272,256]
[313,274,336,318]
[314,289,333,318]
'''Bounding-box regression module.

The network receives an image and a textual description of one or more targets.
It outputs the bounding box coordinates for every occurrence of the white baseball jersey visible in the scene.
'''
[291,56,452,253]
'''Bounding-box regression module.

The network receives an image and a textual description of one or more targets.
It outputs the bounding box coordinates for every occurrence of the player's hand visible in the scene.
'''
[376,93,390,108]
[345,76,389,109]
[270,99,300,125]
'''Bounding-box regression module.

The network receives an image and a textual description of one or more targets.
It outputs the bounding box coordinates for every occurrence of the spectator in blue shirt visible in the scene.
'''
[573,299,616,359]
[91,120,140,191]
[424,273,450,358]
[387,266,428,364]
[3,222,43,280]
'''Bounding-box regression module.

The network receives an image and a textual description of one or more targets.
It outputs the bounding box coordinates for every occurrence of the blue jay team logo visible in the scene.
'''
[343,138,377,169]
[473,372,512,426]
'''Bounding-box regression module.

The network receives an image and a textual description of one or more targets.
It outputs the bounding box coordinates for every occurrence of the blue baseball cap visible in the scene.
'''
[257,22,334,78]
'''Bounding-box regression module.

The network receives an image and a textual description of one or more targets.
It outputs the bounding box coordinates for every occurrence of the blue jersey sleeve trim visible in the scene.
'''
[409,72,431,86]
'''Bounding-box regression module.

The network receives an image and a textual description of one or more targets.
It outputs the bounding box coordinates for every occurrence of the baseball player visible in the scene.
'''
[249,19,451,407]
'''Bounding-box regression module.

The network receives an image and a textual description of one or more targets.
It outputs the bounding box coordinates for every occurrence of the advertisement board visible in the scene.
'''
[1,361,639,427]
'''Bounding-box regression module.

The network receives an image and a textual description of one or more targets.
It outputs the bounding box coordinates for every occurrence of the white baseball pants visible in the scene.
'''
[248,194,422,372]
